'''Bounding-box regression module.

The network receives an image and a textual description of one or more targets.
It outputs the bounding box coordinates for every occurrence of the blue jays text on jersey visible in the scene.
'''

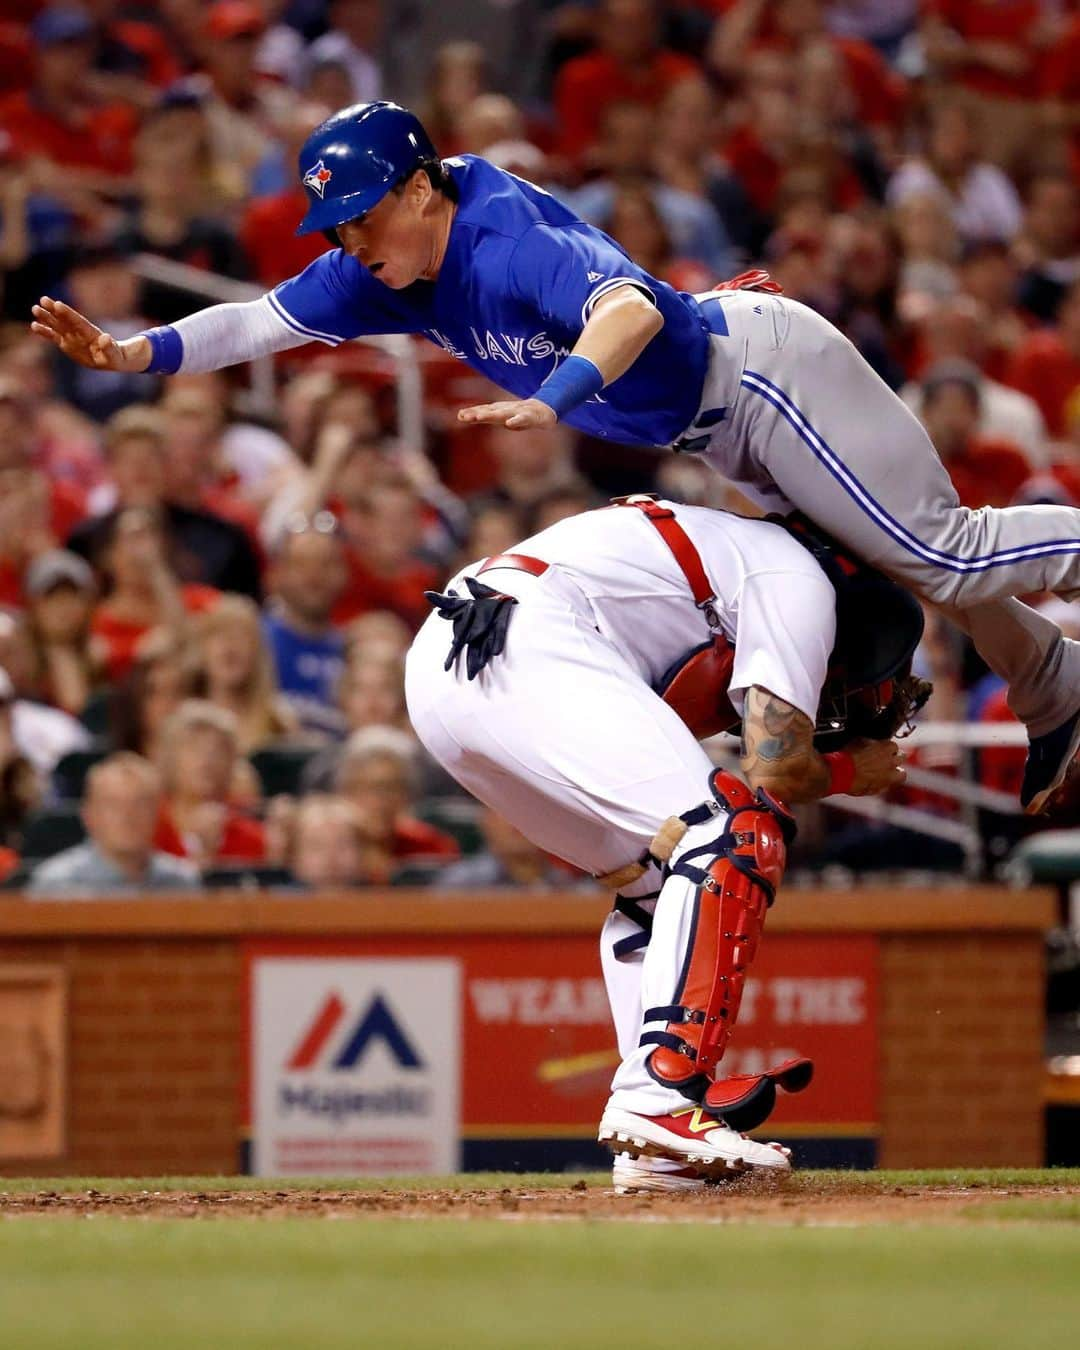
[269,156,730,448]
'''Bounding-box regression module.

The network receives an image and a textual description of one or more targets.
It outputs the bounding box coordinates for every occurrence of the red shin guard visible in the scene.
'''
[642,771,795,1100]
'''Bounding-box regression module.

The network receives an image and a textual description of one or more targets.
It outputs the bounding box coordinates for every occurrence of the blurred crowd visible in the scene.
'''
[2,0,1080,892]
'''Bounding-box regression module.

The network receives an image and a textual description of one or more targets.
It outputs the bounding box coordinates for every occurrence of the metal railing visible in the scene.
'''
[129,254,426,447]
[708,719,1037,878]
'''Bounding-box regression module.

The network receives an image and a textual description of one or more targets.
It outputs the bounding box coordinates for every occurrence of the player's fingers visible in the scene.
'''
[50,298,95,337]
[30,321,61,346]
[458,405,508,425]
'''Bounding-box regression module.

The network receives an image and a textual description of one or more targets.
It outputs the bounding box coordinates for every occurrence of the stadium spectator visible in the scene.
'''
[1041,9,1080,183]
[460,501,528,567]
[0,612,92,774]
[604,181,714,294]
[52,244,154,424]
[418,39,488,156]
[67,404,263,601]
[920,0,1054,171]
[111,115,250,326]
[87,507,219,685]
[709,0,908,143]
[954,239,1028,384]
[103,628,198,760]
[335,476,441,630]
[825,213,906,389]
[79,0,182,97]
[902,295,1047,458]
[0,344,104,492]
[238,102,333,287]
[0,666,41,868]
[345,610,413,665]
[1003,277,1080,438]
[23,548,100,718]
[554,0,698,165]
[287,793,371,888]
[652,77,763,262]
[720,57,866,229]
[158,388,264,549]
[529,480,599,533]
[301,649,410,792]
[262,519,348,738]
[334,726,459,881]
[561,100,732,274]
[302,0,382,106]
[192,593,297,755]
[192,1,300,208]
[439,808,581,890]
[153,699,266,867]
[0,7,138,180]
[1014,171,1080,324]
[474,423,580,518]
[0,377,89,610]
[886,99,1023,246]
[159,374,300,516]
[29,751,200,894]
[892,191,962,320]
[917,362,1032,509]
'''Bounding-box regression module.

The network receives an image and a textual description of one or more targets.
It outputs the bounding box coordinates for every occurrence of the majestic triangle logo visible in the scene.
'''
[286,992,424,1071]
[303,158,333,198]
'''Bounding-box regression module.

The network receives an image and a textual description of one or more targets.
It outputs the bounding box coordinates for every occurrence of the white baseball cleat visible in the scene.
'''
[611,1152,710,1194]
[599,1103,792,1176]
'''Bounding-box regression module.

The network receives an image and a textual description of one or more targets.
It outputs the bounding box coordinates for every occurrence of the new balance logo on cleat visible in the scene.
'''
[598,1103,792,1176]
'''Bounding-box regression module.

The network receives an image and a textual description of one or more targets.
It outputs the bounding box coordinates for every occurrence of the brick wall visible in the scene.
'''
[879,935,1045,1167]
[0,936,241,1176]
[0,891,1052,1175]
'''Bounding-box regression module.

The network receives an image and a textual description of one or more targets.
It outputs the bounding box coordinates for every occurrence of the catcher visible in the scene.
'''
[404,495,930,1191]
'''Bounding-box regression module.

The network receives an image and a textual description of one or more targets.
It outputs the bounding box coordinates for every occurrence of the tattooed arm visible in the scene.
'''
[739,686,905,805]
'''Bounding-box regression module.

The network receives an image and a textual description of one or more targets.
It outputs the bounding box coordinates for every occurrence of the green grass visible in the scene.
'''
[1,1219,1078,1350]
[1,1167,1078,1195]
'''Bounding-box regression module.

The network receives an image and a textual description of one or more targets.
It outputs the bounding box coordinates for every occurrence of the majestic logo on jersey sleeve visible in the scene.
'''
[303,159,333,198]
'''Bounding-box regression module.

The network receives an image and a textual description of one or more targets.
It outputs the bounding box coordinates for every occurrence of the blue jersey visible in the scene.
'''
[269,156,714,448]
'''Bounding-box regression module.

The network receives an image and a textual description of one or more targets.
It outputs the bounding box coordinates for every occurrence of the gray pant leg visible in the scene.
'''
[706,299,1080,731]
[937,599,1080,736]
[716,300,1080,608]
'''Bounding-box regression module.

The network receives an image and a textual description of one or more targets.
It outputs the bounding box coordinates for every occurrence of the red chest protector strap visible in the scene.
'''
[611,495,718,622]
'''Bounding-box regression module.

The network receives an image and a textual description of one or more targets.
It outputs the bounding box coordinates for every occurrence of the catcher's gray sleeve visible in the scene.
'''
[172,295,313,373]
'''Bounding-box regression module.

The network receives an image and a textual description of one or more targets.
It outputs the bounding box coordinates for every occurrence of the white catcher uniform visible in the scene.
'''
[406,501,837,1171]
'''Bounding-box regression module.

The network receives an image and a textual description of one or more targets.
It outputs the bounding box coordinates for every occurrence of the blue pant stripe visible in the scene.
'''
[740,371,1080,574]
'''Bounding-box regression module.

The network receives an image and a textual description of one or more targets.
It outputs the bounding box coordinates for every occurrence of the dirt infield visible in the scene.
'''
[3,1175,1079,1224]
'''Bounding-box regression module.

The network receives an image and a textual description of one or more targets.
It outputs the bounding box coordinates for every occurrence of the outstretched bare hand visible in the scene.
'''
[30,297,151,373]
[457,398,557,430]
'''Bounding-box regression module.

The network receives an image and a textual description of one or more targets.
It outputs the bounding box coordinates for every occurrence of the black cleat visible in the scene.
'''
[1021,709,1080,815]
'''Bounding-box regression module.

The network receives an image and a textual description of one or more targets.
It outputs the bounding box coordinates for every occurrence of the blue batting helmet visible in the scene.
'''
[295,101,438,237]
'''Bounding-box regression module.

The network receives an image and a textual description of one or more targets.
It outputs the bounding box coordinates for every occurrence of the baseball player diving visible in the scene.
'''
[31,100,1080,814]
[405,493,928,1187]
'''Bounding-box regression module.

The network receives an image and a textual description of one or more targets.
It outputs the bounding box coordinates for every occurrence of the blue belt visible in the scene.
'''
[671,296,730,452]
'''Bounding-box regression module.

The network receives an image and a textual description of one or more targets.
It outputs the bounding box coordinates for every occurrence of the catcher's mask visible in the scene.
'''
[773,514,931,751]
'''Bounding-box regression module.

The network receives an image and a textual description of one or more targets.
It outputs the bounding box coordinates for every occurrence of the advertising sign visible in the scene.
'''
[248,957,460,1175]
[244,933,876,1171]
[463,933,878,1138]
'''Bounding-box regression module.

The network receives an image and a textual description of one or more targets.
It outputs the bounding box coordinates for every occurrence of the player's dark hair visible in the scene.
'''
[393,158,460,203]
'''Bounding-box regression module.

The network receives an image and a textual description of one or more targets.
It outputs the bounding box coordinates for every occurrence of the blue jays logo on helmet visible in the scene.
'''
[302,159,333,199]
[295,101,438,237]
